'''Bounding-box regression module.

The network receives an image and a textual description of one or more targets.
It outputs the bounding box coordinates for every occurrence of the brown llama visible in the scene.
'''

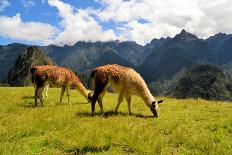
[90,64,163,117]
[32,65,92,106]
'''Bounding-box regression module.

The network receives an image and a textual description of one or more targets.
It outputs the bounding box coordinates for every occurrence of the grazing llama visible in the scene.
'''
[32,65,92,106]
[90,64,163,117]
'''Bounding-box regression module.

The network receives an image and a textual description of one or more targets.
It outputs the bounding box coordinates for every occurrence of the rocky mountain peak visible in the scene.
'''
[7,46,56,86]
[174,29,198,42]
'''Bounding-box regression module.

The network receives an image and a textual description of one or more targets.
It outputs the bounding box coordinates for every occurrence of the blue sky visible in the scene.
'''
[0,0,232,46]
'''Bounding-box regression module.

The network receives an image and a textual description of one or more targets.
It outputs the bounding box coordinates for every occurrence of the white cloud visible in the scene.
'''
[1,0,231,46]
[46,0,116,46]
[95,0,232,44]
[118,21,179,45]
[21,0,35,8]
[0,0,10,12]
[0,13,58,41]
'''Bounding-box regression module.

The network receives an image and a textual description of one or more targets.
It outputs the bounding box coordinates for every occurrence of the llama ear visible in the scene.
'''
[151,101,156,106]
[158,100,163,104]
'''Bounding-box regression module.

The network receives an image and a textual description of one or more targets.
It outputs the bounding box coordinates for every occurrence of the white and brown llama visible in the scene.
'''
[31,65,92,106]
[90,64,163,117]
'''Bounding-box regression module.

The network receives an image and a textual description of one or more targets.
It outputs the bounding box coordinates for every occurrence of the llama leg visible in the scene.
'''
[45,83,49,98]
[91,85,106,115]
[60,86,65,104]
[114,90,125,113]
[39,86,45,106]
[97,91,106,114]
[91,75,108,115]
[126,94,132,115]
[34,76,45,107]
[66,85,71,106]
[34,86,39,107]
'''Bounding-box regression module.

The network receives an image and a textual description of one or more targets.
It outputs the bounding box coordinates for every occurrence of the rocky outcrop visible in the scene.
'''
[7,46,56,86]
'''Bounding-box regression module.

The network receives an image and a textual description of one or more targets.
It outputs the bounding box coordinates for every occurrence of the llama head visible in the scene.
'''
[87,91,93,103]
[150,100,163,117]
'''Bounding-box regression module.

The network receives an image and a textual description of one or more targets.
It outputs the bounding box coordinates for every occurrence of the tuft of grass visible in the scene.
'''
[0,87,232,154]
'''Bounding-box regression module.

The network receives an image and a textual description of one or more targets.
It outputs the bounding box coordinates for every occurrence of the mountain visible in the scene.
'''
[172,64,232,101]
[143,37,171,58]
[206,33,232,65]
[138,29,215,83]
[42,41,144,72]
[0,43,28,81]
[88,49,134,69]
[1,30,232,97]
[7,46,56,86]
[102,41,144,65]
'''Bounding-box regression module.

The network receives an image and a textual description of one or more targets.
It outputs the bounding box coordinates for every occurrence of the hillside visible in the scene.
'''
[172,65,232,101]
[0,87,232,154]
[0,30,232,95]
[138,30,215,83]
[88,49,134,69]
[7,46,56,86]
[42,41,143,72]
[0,43,28,81]
[206,33,232,65]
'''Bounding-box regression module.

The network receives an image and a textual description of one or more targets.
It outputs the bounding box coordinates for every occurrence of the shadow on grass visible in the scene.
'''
[21,96,34,99]
[65,145,110,154]
[21,95,89,108]
[73,102,90,105]
[76,110,155,119]
[19,102,45,108]
[65,144,135,154]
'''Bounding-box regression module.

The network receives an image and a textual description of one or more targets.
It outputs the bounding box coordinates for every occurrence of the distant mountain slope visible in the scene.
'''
[1,30,232,94]
[143,37,171,58]
[42,41,144,72]
[0,43,28,81]
[7,46,56,86]
[206,33,232,65]
[138,30,215,83]
[102,41,144,65]
[88,49,134,69]
[172,64,232,101]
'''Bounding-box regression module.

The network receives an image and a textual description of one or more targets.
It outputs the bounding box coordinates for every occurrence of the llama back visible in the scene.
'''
[91,64,152,96]
[33,66,77,86]
[91,64,129,82]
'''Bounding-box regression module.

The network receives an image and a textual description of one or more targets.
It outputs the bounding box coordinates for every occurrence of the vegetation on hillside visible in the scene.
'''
[172,65,232,101]
[7,46,56,86]
[0,87,231,154]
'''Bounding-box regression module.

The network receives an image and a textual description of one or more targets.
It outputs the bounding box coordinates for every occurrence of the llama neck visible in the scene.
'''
[139,84,155,108]
[75,81,89,99]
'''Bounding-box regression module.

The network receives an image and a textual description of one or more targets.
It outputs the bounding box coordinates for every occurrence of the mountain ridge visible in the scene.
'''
[1,29,232,97]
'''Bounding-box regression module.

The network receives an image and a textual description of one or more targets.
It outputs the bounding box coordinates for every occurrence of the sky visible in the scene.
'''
[0,0,232,46]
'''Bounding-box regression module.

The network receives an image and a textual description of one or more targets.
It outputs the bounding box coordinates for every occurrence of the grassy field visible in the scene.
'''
[0,87,232,155]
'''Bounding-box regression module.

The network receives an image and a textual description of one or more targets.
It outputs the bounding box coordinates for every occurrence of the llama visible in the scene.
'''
[30,66,53,98]
[90,64,163,117]
[32,65,92,106]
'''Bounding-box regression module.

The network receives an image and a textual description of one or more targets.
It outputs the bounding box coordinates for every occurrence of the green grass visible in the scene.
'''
[0,87,232,154]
